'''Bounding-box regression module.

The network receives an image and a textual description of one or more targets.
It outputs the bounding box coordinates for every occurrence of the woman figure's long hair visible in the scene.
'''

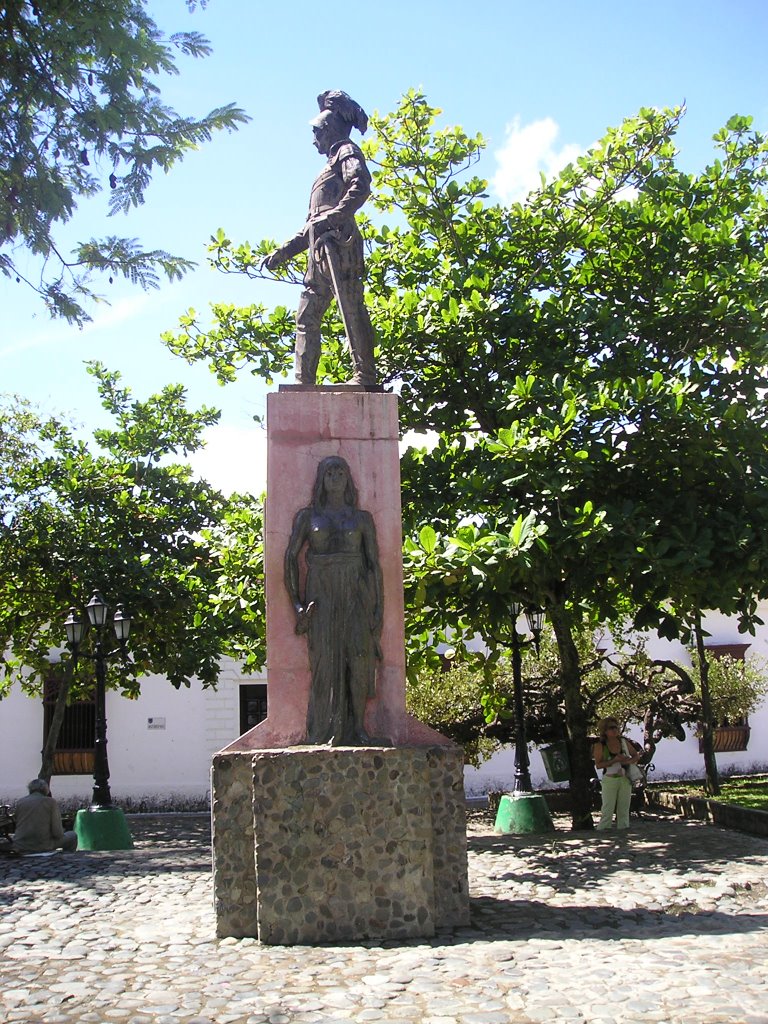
[312,455,358,511]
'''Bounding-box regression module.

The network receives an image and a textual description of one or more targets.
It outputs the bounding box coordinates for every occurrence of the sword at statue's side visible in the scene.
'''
[312,226,357,350]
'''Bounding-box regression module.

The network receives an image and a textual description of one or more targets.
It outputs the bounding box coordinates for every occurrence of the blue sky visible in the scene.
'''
[3,0,767,493]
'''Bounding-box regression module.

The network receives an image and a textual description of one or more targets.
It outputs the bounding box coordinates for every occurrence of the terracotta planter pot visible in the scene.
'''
[698,725,750,753]
[53,749,95,775]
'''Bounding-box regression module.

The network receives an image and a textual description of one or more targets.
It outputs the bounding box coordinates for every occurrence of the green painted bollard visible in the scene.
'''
[494,793,555,835]
[74,808,133,851]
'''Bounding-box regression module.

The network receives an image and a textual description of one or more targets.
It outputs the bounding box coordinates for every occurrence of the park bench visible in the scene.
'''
[0,804,14,840]
[0,804,17,856]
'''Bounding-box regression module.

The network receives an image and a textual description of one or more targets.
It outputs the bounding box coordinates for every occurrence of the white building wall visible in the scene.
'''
[0,681,44,801]
[0,659,265,804]
[204,660,244,757]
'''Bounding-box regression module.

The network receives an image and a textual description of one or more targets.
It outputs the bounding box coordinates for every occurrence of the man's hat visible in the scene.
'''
[311,90,368,135]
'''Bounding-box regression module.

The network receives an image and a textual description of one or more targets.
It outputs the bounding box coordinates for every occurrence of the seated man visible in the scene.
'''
[12,779,77,853]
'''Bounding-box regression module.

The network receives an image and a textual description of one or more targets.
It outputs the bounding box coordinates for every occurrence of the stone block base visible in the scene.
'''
[212,745,469,944]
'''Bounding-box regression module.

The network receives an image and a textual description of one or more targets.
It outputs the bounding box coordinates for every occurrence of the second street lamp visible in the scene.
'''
[508,602,544,794]
[509,603,528,793]
[493,602,556,835]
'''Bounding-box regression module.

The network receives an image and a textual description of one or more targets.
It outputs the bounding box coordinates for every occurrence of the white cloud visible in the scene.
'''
[189,426,439,497]
[492,117,582,204]
[0,294,152,361]
[81,294,152,335]
[188,422,268,496]
[614,183,639,203]
[401,428,439,453]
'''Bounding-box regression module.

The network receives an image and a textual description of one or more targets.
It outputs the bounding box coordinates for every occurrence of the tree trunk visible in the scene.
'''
[549,600,594,830]
[38,672,73,786]
[694,616,720,796]
[641,707,658,766]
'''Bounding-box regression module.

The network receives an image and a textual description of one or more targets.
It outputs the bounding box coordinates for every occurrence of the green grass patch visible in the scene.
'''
[649,774,768,811]
[718,776,768,810]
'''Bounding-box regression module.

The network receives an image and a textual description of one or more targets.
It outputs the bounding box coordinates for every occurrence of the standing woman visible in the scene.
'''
[592,718,641,830]
[284,456,383,745]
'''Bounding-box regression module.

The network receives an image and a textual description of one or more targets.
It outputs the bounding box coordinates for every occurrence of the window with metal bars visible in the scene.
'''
[43,675,95,775]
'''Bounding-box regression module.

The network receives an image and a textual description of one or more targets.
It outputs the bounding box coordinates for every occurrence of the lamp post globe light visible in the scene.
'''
[64,591,134,851]
[493,602,556,836]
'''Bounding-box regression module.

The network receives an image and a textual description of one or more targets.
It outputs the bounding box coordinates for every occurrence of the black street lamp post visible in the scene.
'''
[508,602,545,795]
[64,591,131,812]
[494,602,554,835]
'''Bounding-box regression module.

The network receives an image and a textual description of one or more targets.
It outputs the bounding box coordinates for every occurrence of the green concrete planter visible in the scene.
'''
[74,808,133,851]
[494,793,555,835]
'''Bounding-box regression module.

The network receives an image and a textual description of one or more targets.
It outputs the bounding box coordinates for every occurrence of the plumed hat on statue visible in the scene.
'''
[313,90,368,135]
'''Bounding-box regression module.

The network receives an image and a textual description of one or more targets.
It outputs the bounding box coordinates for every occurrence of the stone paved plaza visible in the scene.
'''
[2,810,767,1024]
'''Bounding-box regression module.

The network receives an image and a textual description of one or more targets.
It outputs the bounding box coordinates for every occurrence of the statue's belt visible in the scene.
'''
[307,552,364,564]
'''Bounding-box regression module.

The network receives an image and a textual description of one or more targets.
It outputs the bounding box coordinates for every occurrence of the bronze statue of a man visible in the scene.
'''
[263,91,377,387]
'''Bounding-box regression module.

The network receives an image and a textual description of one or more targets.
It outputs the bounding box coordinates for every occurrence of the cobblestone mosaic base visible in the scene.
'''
[211,745,469,944]
[211,751,258,936]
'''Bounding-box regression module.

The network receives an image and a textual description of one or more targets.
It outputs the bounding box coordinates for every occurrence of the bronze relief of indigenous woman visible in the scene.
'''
[284,456,383,745]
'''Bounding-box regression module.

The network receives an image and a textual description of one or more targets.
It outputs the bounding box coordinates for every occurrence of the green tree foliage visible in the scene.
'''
[408,629,685,777]
[406,630,616,771]
[200,489,266,674]
[405,658,510,767]
[688,645,768,794]
[0,369,266,703]
[163,91,768,828]
[0,0,248,323]
[690,653,768,727]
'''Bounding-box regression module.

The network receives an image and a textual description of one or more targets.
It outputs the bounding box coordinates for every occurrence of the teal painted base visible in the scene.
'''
[74,808,133,851]
[494,793,555,835]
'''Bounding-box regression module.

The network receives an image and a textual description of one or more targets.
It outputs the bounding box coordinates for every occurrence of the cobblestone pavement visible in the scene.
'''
[2,811,767,1024]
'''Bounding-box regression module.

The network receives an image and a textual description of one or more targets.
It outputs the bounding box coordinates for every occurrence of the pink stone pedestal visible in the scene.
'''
[212,388,469,943]
[223,388,448,751]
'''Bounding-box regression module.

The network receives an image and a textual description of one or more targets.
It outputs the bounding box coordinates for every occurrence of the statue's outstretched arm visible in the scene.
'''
[263,223,310,271]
